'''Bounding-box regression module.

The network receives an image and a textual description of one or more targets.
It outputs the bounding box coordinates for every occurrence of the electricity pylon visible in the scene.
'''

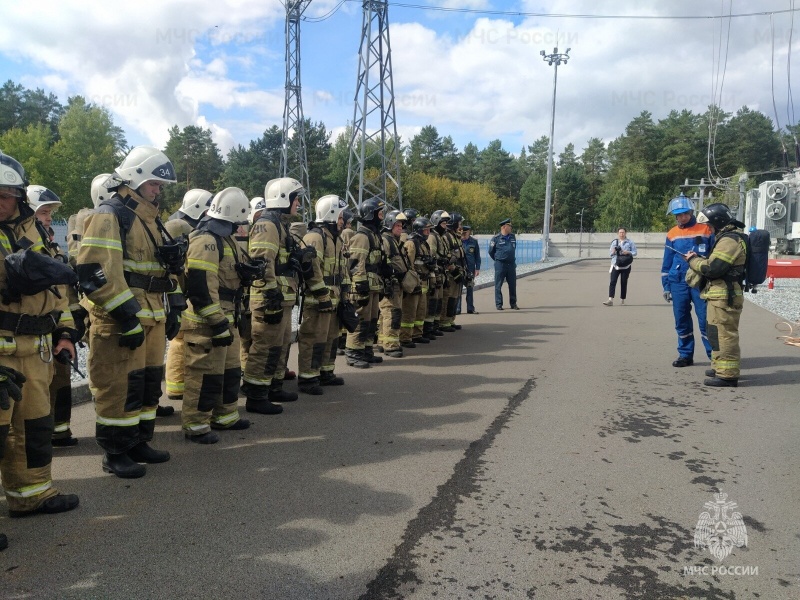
[281,0,312,220]
[346,0,403,211]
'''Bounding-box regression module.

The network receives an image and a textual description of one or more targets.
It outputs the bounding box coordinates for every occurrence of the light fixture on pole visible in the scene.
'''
[576,207,585,257]
[540,46,570,261]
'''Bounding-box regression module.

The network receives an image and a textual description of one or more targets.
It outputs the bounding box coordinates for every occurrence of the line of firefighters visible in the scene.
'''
[0,146,475,551]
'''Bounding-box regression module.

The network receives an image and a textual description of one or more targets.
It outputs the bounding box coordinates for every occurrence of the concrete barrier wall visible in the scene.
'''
[473,232,667,260]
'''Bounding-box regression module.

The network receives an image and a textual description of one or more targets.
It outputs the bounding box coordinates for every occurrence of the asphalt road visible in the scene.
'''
[2,259,798,600]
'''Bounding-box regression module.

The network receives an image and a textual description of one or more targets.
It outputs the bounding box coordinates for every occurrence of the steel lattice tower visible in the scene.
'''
[281,0,312,220]
[346,0,403,210]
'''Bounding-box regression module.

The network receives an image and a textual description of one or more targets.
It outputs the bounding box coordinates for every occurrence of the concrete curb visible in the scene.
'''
[71,259,590,407]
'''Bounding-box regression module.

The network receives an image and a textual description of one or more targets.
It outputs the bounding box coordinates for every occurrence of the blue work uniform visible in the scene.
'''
[661,217,715,360]
[489,233,516,308]
[458,236,481,313]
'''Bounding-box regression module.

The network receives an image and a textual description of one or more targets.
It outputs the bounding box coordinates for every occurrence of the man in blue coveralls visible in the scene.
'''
[661,194,714,367]
[489,218,517,310]
[457,224,481,314]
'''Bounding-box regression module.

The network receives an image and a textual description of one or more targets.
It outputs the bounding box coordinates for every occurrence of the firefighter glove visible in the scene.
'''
[354,280,370,296]
[663,291,672,303]
[0,366,26,410]
[210,320,233,347]
[317,298,334,312]
[263,288,284,312]
[119,318,145,350]
[165,310,182,341]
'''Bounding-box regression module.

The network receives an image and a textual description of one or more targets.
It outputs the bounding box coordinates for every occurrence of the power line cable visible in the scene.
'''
[363,2,800,21]
[788,0,797,133]
[303,0,347,22]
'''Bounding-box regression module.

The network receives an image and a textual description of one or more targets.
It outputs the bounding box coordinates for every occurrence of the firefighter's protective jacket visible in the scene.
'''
[77,186,181,326]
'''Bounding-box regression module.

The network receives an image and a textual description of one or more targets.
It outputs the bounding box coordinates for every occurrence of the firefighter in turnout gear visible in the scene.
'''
[686,203,746,388]
[336,208,356,355]
[345,199,385,368]
[241,178,304,412]
[77,146,185,479]
[427,210,450,336]
[239,197,266,371]
[0,152,80,524]
[440,212,465,331]
[378,210,412,357]
[406,217,435,344]
[181,188,252,443]
[297,195,351,393]
[28,186,80,447]
[164,188,212,409]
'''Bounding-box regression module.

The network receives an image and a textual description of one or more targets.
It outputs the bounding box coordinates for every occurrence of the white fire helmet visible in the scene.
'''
[115,146,177,190]
[180,188,213,221]
[315,195,348,224]
[207,187,250,224]
[264,177,304,209]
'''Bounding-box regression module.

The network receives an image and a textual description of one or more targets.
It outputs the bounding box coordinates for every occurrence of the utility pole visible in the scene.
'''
[281,0,312,221]
[576,207,585,257]
[540,46,570,261]
[346,0,403,211]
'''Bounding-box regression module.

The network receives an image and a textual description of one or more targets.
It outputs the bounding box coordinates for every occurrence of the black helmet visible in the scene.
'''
[342,207,355,226]
[698,202,733,230]
[412,217,432,237]
[384,209,407,230]
[430,209,450,228]
[359,198,385,222]
[448,212,463,230]
[402,207,419,221]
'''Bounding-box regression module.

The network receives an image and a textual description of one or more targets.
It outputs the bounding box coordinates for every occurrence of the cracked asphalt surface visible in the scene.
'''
[2,259,798,599]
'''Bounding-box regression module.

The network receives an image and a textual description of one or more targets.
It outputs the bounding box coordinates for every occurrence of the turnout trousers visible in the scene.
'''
[165,331,185,399]
[378,285,403,351]
[400,290,421,343]
[669,281,712,359]
[346,291,380,351]
[298,307,332,381]
[413,286,430,339]
[89,318,166,454]
[706,296,743,380]
[439,277,459,327]
[243,303,293,390]
[1,336,60,513]
[321,311,342,376]
[50,357,73,441]
[494,262,516,308]
[182,326,244,435]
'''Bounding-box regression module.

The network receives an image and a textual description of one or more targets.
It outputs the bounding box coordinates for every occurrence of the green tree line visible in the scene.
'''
[1,79,797,232]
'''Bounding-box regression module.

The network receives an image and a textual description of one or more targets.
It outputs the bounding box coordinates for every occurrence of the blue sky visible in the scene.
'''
[1,0,798,171]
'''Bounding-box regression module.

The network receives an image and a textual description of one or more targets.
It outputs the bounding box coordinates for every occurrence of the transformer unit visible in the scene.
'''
[742,173,800,255]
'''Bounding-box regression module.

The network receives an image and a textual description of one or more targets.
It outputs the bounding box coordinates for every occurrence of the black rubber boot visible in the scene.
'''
[185,431,219,444]
[52,436,79,448]
[672,357,694,367]
[345,349,371,369]
[102,453,146,479]
[245,400,283,414]
[9,493,80,518]
[156,405,175,417]
[412,336,429,344]
[384,349,403,358]
[400,341,416,348]
[364,347,383,363]
[211,418,251,430]
[703,377,738,388]
[319,372,345,386]
[128,442,170,464]
[269,382,298,403]
[243,382,284,414]
[298,378,324,395]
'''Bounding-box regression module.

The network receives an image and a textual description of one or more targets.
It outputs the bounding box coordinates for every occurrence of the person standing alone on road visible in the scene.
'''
[489,218,517,310]
[603,227,637,306]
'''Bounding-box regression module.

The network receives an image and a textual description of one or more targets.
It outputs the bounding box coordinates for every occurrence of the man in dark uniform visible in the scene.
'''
[458,224,480,314]
[489,218,517,310]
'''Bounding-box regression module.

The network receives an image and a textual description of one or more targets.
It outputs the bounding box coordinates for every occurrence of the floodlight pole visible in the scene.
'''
[540,46,570,261]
